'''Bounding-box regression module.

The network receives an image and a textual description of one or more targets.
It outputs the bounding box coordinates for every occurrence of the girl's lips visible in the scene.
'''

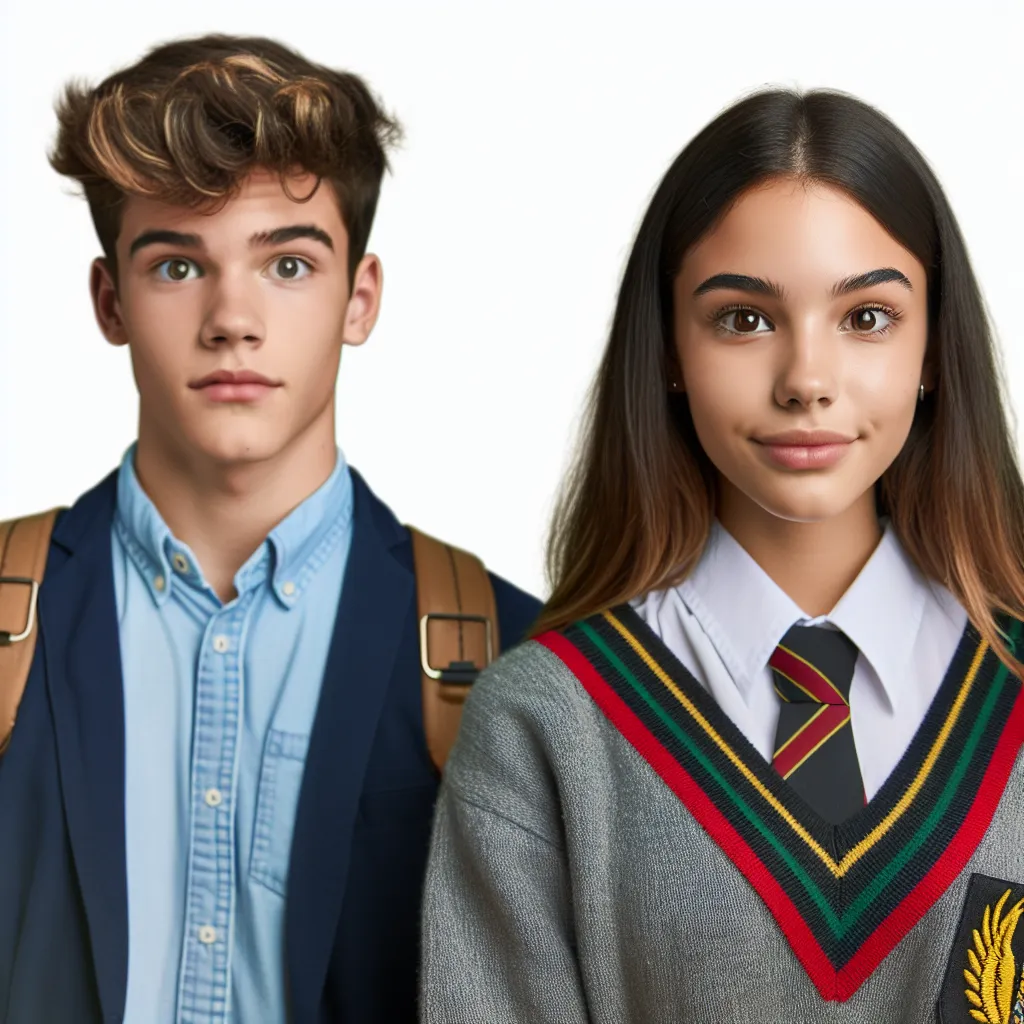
[756,439,854,470]
[755,429,856,445]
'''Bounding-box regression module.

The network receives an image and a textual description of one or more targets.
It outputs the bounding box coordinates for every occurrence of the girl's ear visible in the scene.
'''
[920,351,938,395]
[666,353,685,393]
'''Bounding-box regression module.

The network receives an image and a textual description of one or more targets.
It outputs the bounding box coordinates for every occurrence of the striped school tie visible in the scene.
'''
[769,624,865,824]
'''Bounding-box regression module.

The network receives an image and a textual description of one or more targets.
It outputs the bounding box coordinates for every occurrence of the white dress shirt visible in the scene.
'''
[630,520,968,800]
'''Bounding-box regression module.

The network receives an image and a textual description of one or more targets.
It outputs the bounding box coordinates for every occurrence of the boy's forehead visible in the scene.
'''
[118,169,344,245]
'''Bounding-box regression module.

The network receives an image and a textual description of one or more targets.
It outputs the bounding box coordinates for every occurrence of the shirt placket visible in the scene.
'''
[176,593,253,1023]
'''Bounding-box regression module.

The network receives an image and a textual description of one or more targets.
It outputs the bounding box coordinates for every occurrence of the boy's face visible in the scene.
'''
[91,169,380,471]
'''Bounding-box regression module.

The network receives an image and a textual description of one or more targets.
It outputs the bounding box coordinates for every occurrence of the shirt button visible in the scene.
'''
[153,575,166,592]
[198,925,217,945]
[172,552,190,574]
[205,788,223,808]
[212,634,230,653]
[282,581,296,597]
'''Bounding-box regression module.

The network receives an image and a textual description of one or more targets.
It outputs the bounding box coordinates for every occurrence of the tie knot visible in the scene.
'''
[769,624,858,705]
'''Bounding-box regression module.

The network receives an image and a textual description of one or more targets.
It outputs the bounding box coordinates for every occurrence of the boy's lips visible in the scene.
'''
[189,369,281,388]
[189,369,282,403]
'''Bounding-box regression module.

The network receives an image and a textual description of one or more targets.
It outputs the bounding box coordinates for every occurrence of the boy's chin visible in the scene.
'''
[185,431,284,467]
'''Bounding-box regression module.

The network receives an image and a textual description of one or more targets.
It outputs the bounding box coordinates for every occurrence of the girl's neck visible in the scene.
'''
[716,483,882,617]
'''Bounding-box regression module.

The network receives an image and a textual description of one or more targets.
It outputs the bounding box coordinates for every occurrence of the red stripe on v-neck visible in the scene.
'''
[538,629,841,999]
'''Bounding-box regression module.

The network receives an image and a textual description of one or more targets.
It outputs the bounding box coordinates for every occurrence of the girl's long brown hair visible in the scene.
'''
[536,88,1024,678]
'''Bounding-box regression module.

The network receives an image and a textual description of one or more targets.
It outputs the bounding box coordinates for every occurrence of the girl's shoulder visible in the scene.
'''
[443,633,600,807]
[460,634,591,735]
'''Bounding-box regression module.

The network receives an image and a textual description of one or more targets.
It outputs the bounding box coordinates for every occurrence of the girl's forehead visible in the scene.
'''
[678,178,926,297]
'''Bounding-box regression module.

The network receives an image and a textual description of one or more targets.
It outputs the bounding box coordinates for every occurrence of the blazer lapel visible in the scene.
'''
[285,472,415,1022]
[39,475,128,1023]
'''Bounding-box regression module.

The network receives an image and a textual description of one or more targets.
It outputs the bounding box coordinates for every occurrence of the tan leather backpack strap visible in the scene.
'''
[0,509,60,755]
[408,527,500,773]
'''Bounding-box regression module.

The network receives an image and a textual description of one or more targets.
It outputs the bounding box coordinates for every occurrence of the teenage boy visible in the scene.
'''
[0,34,539,1024]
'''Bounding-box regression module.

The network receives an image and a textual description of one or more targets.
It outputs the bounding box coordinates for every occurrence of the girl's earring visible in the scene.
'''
[919,384,925,403]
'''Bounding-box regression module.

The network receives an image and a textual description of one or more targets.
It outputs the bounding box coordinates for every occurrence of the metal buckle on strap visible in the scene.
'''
[0,576,40,645]
[419,613,493,686]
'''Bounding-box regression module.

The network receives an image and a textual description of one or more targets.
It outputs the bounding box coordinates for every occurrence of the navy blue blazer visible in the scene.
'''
[0,468,541,1024]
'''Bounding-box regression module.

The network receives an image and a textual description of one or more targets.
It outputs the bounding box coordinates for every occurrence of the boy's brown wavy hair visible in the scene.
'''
[49,34,401,283]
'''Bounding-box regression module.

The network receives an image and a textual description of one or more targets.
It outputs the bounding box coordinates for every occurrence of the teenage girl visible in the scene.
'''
[420,89,1024,1024]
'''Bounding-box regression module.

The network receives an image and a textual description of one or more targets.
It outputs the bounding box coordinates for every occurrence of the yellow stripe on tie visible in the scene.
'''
[775,644,848,705]
[773,703,830,759]
[781,716,851,780]
[772,667,823,705]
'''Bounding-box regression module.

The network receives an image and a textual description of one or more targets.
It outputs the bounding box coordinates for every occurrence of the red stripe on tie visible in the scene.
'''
[773,704,851,779]
[769,646,847,705]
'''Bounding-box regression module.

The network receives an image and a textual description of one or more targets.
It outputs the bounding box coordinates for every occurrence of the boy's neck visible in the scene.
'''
[133,426,339,603]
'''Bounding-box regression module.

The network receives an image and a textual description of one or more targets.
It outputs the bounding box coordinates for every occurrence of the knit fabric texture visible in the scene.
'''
[419,606,1024,1023]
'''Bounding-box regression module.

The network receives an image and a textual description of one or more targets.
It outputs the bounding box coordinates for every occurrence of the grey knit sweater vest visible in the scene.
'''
[420,606,1024,1024]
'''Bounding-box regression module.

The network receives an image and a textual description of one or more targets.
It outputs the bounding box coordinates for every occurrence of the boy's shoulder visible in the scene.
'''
[8,470,119,548]
[350,466,542,643]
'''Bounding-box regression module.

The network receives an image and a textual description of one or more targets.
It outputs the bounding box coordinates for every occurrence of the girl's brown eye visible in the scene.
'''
[845,307,894,334]
[714,308,772,335]
[733,310,762,333]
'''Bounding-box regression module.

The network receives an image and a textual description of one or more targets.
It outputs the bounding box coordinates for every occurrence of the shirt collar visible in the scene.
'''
[678,519,924,713]
[263,451,353,607]
[114,443,353,609]
[825,524,926,713]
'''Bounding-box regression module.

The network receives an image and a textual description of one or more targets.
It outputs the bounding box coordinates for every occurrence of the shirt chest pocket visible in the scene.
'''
[249,729,310,897]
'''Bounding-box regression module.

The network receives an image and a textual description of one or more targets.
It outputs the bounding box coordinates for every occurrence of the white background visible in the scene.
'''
[1,1,1021,598]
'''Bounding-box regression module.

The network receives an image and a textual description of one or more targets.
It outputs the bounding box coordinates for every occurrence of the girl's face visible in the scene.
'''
[672,177,930,528]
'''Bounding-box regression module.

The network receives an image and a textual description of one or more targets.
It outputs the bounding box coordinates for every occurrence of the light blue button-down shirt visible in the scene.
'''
[112,444,354,1023]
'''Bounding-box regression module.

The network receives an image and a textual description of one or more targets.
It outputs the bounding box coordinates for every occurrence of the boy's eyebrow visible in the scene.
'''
[249,225,334,251]
[693,274,785,300]
[128,229,202,256]
[127,224,335,258]
[829,267,913,297]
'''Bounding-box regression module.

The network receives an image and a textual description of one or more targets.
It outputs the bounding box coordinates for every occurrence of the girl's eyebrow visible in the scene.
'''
[692,267,913,300]
[693,273,784,299]
[830,267,913,297]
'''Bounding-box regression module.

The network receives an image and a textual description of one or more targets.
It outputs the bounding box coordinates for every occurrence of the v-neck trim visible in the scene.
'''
[538,604,1024,1002]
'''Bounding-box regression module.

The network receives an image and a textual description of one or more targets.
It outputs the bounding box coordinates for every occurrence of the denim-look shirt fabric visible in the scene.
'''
[113,445,354,1023]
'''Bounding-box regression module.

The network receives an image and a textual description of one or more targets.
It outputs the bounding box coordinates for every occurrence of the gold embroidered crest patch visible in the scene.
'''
[941,875,1024,1023]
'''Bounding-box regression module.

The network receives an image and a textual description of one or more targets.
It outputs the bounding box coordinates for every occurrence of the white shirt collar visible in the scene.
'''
[678,519,927,713]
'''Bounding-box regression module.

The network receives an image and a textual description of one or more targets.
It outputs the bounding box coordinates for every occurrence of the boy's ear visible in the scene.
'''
[90,257,129,347]
[342,254,383,347]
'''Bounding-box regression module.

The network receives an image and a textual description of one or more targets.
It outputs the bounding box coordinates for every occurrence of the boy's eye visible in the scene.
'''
[156,258,200,282]
[269,256,312,280]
